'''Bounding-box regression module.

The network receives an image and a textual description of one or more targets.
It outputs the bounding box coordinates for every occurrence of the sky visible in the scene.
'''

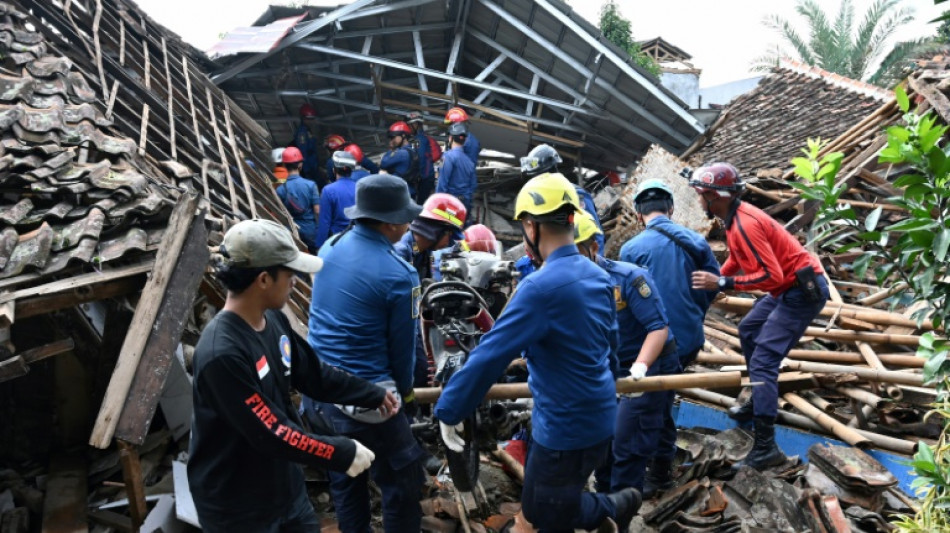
[137,0,945,87]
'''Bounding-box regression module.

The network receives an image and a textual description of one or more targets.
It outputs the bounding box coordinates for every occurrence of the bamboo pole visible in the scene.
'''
[413,371,744,404]
[714,295,934,332]
[696,349,923,368]
[781,360,925,386]
[803,328,920,346]
[491,447,524,484]
[679,389,917,455]
[858,283,909,306]
[835,386,887,409]
[783,392,872,448]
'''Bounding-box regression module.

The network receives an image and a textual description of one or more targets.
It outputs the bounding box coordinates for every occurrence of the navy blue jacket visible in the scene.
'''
[380,146,415,178]
[314,176,356,250]
[435,244,618,450]
[576,186,605,250]
[293,124,321,184]
[393,231,433,280]
[326,157,378,180]
[308,225,420,395]
[620,216,719,356]
[597,256,673,367]
[463,132,480,165]
[436,147,477,200]
[416,131,435,180]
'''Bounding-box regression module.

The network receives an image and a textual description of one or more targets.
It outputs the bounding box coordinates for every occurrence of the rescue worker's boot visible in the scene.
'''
[607,487,641,532]
[727,399,754,422]
[741,416,786,470]
[642,457,674,500]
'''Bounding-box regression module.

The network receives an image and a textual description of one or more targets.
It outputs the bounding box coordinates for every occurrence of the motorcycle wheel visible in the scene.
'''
[444,414,480,492]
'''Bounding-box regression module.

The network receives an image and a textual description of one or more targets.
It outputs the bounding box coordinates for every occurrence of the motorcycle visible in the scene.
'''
[419,243,525,517]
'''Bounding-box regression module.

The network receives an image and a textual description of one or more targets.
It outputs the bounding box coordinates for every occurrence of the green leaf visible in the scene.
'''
[920,332,935,350]
[835,241,864,254]
[887,125,911,143]
[852,253,872,279]
[893,173,928,188]
[896,86,910,113]
[887,218,937,231]
[864,206,882,232]
[937,228,950,262]
[909,230,936,247]
[791,157,816,181]
[923,350,948,384]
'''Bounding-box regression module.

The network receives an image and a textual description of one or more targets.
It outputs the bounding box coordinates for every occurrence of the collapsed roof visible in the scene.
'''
[209,0,707,170]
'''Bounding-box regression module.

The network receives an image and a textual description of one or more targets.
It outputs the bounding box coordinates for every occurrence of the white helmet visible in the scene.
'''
[271,148,285,164]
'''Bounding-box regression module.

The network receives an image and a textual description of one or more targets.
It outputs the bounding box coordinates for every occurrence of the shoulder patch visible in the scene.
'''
[412,286,421,319]
[633,275,652,299]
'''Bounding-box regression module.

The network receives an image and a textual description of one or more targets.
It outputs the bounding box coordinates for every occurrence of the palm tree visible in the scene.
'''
[758,0,935,86]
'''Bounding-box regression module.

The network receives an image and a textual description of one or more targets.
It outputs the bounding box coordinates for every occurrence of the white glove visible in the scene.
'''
[440,421,465,453]
[345,440,375,477]
[630,362,648,381]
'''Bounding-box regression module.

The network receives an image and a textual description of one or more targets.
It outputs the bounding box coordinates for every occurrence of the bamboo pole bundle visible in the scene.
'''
[783,392,872,447]
[713,295,935,332]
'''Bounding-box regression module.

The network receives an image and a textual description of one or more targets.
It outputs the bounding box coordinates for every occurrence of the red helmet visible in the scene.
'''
[388,121,412,137]
[444,107,469,124]
[282,146,304,164]
[343,143,364,162]
[420,193,467,229]
[463,224,498,254]
[689,162,743,197]
[299,103,317,118]
[325,134,346,150]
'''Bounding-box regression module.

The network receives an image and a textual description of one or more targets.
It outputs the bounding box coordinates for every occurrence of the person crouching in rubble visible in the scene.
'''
[187,219,394,532]
[572,210,678,503]
[689,163,829,470]
[434,173,642,531]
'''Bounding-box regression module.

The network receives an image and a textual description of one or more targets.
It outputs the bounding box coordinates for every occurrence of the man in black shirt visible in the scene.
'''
[188,219,397,532]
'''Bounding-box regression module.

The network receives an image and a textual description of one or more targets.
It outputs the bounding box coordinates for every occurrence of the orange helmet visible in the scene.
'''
[388,121,412,137]
[325,134,346,150]
[282,146,304,164]
[420,193,467,229]
[463,224,498,254]
[444,107,469,124]
[343,143,364,162]
[299,103,317,118]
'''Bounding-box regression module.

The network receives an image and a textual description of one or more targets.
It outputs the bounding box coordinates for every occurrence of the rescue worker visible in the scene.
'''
[394,193,467,388]
[272,147,288,187]
[188,219,393,532]
[444,106,480,165]
[323,134,347,181]
[275,147,320,253]
[573,210,677,499]
[307,174,426,532]
[315,150,359,250]
[343,143,373,181]
[380,121,422,199]
[619,178,719,498]
[521,144,605,250]
[407,111,437,202]
[292,103,324,188]
[434,173,641,532]
[435,122,477,224]
[689,162,829,470]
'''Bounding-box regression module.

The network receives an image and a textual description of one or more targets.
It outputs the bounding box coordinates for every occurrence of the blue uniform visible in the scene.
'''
[620,215,720,366]
[351,169,370,181]
[380,146,418,197]
[276,174,320,253]
[592,257,678,494]
[307,224,424,532]
[576,186,606,250]
[435,244,618,530]
[436,147,477,218]
[314,175,356,250]
[415,130,435,201]
[393,231,436,387]
[514,255,536,282]
[292,123,323,188]
[325,157,378,181]
[462,131,480,165]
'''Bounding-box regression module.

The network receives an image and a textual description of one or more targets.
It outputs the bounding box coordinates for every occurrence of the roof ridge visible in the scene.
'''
[777,58,893,101]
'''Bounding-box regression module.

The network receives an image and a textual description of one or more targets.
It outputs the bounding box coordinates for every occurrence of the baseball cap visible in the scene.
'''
[221,219,323,273]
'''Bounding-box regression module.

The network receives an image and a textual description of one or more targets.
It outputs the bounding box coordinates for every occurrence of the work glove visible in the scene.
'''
[630,362,648,381]
[345,440,375,477]
[440,420,465,453]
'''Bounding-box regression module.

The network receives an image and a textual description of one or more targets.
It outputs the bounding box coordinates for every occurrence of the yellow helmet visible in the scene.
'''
[573,210,603,244]
[513,172,581,220]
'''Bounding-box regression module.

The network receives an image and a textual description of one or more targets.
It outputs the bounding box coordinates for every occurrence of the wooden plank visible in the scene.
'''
[89,194,199,449]
[15,276,145,320]
[41,454,87,533]
[206,87,240,215]
[0,340,77,385]
[114,209,209,444]
[118,441,147,530]
[0,356,27,383]
[0,261,152,306]
[223,99,258,218]
[162,37,177,161]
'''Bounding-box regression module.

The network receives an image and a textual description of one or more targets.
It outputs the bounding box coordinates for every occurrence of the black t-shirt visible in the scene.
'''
[187,309,384,516]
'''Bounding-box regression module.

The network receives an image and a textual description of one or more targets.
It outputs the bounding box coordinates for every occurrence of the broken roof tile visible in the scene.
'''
[8,51,35,65]
[62,103,110,126]
[26,56,71,78]
[17,105,64,132]
[0,197,31,224]
[65,71,96,103]
[0,222,52,278]
[41,236,96,275]
[0,226,15,269]
[52,208,104,251]
[17,201,72,225]
[27,93,65,109]
[13,122,58,144]
[97,227,148,263]
[90,169,148,194]
[0,73,32,102]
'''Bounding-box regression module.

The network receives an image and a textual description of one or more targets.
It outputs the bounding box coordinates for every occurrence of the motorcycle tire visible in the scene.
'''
[444,414,480,492]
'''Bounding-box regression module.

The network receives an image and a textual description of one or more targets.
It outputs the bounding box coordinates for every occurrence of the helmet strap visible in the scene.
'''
[521,220,544,268]
[577,241,595,262]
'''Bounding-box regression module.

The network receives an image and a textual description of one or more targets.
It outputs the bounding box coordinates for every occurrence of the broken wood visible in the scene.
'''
[0,339,75,383]
[491,447,524,484]
[118,441,147,530]
[90,193,199,449]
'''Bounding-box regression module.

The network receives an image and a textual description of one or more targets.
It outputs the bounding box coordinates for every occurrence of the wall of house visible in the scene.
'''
[660,71,701,108]
[698,76,764,109]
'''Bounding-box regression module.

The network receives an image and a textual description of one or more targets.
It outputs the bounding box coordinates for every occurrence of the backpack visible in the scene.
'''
[400,145,421,187]
[428,135,443,163]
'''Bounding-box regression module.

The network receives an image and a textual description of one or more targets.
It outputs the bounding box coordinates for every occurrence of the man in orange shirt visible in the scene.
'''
[689,163,829,470]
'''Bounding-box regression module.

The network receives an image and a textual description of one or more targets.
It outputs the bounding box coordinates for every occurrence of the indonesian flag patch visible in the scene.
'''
[256,355,270,380]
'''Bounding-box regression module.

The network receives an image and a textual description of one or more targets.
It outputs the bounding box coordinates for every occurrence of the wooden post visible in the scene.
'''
[118,441,147,530]
[89,194,199,449]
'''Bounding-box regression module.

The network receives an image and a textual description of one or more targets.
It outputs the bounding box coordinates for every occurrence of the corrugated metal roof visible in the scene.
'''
[210,0,706,171]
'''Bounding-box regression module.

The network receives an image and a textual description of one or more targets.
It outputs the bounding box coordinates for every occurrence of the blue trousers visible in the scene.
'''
[522,438,616,531]
[608,354,679,492]
[322,406,425,533]
[196,484,319,533]
[294,220,319,254]
[739,279,829,419]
